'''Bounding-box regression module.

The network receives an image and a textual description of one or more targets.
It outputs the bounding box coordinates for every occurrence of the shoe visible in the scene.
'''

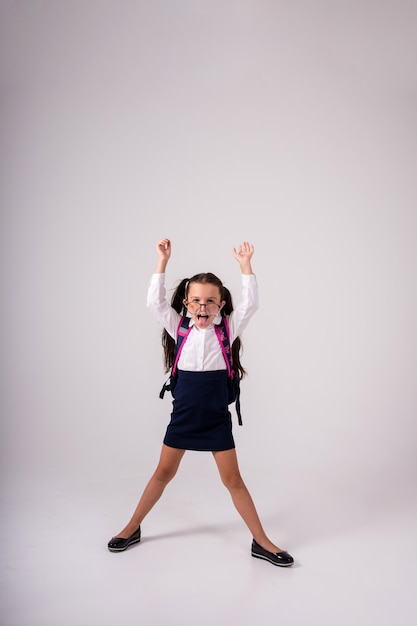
[108,527,141,552]
[251,539,294,567]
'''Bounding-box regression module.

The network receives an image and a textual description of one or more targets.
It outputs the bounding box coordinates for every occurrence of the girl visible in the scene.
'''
[108,238,294,567]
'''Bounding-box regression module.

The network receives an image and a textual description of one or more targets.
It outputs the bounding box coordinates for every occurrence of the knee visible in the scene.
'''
[153,464,178,484]
[220,471,245,491]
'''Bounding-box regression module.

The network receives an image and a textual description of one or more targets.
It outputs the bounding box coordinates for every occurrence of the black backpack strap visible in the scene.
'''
[234,384,242,426]
[159,378,171,399]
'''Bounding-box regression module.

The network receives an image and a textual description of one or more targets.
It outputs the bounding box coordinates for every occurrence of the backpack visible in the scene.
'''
[159,316,243,425]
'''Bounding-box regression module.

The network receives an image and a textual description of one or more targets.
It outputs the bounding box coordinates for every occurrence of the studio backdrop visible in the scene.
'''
[1,1,416,525]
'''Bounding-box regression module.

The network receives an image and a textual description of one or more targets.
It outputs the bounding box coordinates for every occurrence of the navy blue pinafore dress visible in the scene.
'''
[163,369,235,452]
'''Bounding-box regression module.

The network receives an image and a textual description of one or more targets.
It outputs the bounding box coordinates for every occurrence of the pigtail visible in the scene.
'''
[162,278,188,373]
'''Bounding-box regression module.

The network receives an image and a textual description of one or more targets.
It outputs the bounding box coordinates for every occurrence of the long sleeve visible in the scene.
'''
[227,273,259,343]
[146,273,181,339]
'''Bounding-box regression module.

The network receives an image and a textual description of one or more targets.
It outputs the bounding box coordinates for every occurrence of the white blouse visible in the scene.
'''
[147,273,259,372]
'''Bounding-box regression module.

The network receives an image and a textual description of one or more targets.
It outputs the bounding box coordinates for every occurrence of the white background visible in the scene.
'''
[1,2,416,625]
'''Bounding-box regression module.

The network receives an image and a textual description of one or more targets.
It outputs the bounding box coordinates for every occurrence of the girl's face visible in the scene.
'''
[184,282,225,329]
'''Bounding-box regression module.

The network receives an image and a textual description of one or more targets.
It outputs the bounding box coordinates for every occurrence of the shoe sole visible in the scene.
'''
[108,538,141,553]
[251,551,294,567]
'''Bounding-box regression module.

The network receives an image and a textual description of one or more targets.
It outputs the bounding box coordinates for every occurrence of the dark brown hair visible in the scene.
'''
[162,272,246,378]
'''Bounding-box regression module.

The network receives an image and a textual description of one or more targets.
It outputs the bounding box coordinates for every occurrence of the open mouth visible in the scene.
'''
[197,314,209,320]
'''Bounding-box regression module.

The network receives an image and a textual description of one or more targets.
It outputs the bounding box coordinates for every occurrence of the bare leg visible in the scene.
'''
[114,444,186,538]
[212,448,283,553]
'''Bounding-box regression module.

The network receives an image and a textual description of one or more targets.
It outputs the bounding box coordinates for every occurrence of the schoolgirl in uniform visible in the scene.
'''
[108,238,294,567]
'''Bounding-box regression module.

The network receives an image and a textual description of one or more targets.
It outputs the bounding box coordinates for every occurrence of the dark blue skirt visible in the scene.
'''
[163,369,235,451]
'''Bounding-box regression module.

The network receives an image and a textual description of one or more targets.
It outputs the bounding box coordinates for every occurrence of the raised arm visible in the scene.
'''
[155,237,172,273]
[232,241,255,275]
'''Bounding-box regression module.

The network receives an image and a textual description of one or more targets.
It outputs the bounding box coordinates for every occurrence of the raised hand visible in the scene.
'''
[232,241,255,274]
[156,238,171,260]
[155,238,171,273]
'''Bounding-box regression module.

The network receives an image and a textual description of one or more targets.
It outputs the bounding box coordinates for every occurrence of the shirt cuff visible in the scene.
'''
[149,273,165,284]
[242,273,257,285]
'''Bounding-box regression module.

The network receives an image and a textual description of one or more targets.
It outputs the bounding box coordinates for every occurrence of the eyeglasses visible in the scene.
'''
[184,300,221,316]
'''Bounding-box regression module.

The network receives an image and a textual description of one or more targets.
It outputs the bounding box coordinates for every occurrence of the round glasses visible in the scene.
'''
[184,300,221,316]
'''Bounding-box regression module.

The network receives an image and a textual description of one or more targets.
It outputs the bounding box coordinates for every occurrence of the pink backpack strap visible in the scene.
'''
[159,317,192,399]
[172,317,193,376]
[214,317,233,378]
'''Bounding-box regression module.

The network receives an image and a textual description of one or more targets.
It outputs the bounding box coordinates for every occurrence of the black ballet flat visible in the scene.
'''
[251,539,294,567]
[108,527,141,552]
